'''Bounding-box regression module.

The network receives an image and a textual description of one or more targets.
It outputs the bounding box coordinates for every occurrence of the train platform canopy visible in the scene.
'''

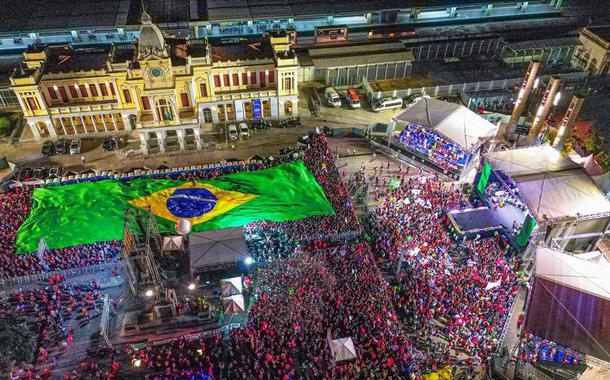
[392,97,498,151]
[525,245,610,361]
[485,145,610,221]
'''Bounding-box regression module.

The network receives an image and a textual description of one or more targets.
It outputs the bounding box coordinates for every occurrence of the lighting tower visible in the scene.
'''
[552,94,585,151]
[505,60,540,140]
[526,76,561,145]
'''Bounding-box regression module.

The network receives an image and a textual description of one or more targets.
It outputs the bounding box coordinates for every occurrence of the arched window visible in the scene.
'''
[156,99,174,121]
[284,101,293,116]
[202,108,213,123]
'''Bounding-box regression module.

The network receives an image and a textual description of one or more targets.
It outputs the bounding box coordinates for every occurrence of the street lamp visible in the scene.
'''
[244,256,254,265]
[144,289,154,297]
[188,283,196,290]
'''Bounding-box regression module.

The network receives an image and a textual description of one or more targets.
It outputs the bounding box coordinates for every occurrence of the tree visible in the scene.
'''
[0,311,38,376]
[0,116,12,137]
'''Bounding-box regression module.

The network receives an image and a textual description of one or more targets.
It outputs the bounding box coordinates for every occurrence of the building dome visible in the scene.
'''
[138,11,168,59]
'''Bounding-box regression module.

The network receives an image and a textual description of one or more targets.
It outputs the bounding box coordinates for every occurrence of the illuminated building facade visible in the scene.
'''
[572,26,610,76]
[9,13,298,154]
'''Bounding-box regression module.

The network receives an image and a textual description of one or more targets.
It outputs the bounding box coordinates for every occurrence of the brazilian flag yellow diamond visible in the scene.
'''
[129,182,257,225]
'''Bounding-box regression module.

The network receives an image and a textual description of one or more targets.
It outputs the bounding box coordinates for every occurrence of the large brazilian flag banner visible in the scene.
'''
[15,161,335,254]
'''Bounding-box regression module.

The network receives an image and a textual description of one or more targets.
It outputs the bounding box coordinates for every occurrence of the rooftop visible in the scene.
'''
[586,25,610,44]
[211,39,273,62]
[43,46,111,74]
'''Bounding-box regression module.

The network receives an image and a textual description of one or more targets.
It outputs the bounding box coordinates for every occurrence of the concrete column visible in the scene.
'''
[139,132,149,155]
[194,128,203,150]
[71,117,79,135]
[553,95,585,151]
[234,100,244,120]
[111,115,118,131]
[100,115,108,132]
[156,131,166,153]
[46,120,58,140]
[91,115,99,133]
[59,117,68,136]
[80,116,88,134]
[121,114,133,130]
[28,122,42,140]
[176,129,186,151]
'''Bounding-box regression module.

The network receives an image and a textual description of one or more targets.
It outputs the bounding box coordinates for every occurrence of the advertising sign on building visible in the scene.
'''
[253,99,262,119]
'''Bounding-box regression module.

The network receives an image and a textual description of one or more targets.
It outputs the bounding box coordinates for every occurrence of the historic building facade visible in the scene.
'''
[572,26,610,76]
[10,13,299,154]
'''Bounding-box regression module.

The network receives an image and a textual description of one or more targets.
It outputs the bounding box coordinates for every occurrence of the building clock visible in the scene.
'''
[150,67,163,78]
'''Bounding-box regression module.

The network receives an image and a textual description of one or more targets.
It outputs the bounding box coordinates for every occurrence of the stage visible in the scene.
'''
[448,203,526,235]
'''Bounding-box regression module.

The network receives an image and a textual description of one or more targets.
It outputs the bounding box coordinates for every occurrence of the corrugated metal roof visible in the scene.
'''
[311,51,414,68]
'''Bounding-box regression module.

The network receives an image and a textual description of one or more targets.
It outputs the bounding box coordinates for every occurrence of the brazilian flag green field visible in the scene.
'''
[15,161,335,254]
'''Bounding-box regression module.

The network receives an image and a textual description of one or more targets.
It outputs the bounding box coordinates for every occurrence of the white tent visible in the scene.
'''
[569,153,606,176]
[222,294,245,315]
[189,227,249,273]
[220,277,243,297]
[393,97,498,150]
[329,337,358,362]
[593,171,610,196]
[486,145,582,181]
[535,245,610,301]
[517,173,610,221]
[162,236,184,251]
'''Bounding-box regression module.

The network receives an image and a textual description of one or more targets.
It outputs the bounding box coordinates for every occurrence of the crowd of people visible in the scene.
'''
[398,123,469,171]
[2,275,105,378]
[519,332,584,366]
[371,175,521,366]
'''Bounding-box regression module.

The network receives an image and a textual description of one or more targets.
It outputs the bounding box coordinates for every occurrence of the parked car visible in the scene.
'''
[228,124,239,140]
[251,119,271,130]
[55,138,69,155]
[48,166,62,178]
[372,97,403,112]
[103,137,117,151]
[239,122,250,139]
[42,140,55,157]
[69,138,81,155]
[279,116,301,128]
[324,87,342,108]
[346,88,361,109]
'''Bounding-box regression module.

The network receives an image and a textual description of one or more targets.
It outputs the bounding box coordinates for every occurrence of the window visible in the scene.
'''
[284,77,292,90]
[141,96,151,110]
[262,100,271,117]
[250,72,257,85]
[217,104,226,122]
[268,71,275,83]
[223,74,230,87]
[90,85,98,97]
[259,72,266,87]
[241,72,248,85]
[199,83,208,97]
[232,73,239,86]
[202,108,213,123]
[156,99,174,121]
[122,89,132,104]
[68,85,79,98]
[213,75,221,88]
[244,101,253,119]
[58,87,68,102]
[78,84,88,98]
[26,97,38,111]
[180,93,190,107]
[100,83,108,96]
[109,83,116,95]
[47,87,58,100]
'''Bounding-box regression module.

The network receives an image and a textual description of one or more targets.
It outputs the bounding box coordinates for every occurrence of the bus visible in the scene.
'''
[368,26,415,40]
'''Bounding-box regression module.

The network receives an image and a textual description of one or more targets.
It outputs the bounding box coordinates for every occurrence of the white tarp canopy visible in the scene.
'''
[162,236,184,251]
[486,145,582,181]
[329,337,357,362]
[222,294,245,315]
[593,171,610,196]
[189,227,248,272]
[579,366,610,380]
[517,173,610,221]
[569,153,606,176]
[220,277,243,297]
[535,245,610,301]
[392,97,498,150]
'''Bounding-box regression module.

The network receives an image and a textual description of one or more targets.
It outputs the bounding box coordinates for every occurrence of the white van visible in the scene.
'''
[239,122,250,139]
[228,124,239,140]
[324,87,342,108]
[372,97,403,112]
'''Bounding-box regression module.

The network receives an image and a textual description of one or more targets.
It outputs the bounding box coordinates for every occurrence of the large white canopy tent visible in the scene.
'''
[220,277,243,297]
[392,97,499,151]
[526,245,610,361]
[222,294,245,315]
[189,227,249,274]
[162,236,184,252]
